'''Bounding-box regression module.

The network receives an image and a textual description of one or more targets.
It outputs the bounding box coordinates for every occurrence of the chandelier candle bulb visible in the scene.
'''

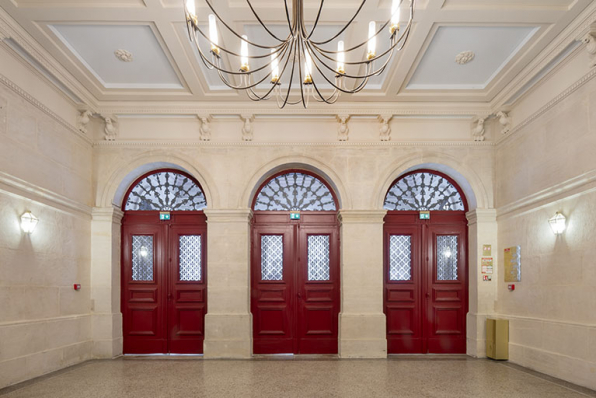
[208,14,219,55]
[368,21,376,60]
[270,49,280,83]
[304,51,313,84]
[185,0,195,17]
[240,35,249,72]
[337,41,345,74]
[391,0,401,34]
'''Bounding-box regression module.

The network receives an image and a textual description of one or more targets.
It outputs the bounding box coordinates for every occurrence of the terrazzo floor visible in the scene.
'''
[1,357,594,398]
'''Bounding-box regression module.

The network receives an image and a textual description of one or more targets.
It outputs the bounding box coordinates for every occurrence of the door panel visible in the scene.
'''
[384,213,467,354]
[251,213,340,354]
[168,225,207,354]
[122,212,207,354]
[252,226,294,354]
[384,225,422,354]
[122,224,167,354]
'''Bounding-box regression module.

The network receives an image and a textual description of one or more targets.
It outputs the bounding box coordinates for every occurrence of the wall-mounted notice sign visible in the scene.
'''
[481,257,493,274]
[483,275,492,282]
[504,246,521,282]
[483,244,492,256]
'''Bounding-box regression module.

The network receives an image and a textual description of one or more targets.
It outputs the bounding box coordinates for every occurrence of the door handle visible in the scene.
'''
[425,293,430,298]
[297,292,302,300]
[168,293,173,300]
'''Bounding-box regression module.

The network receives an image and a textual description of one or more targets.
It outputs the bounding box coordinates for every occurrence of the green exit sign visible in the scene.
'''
[419,211,430,220]
[290,212,301,220]
[160,212,171,221]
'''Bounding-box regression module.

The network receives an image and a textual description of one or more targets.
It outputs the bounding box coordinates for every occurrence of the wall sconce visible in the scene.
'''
[21,211,39,234]
[548,212,566,235]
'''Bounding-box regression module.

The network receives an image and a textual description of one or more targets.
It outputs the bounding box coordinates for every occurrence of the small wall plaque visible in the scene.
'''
[504,246,521,282]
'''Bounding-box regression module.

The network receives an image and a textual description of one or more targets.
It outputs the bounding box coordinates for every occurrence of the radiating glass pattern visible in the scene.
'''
[437,235,458,281]
[132,235,153,281]
[254,172,337,211]
[389,235,412,281]
[384,172,465,211]
[261,235,283,281]
[125,171,206,211]
[179,235,201,281]
[308,235,330,281]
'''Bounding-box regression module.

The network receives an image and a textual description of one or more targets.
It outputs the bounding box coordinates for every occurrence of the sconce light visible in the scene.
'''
[548,212,566,235]
[21,211,38,234]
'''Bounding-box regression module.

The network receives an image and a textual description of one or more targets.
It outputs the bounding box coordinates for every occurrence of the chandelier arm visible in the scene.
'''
[298,37,307,108]
[307,40,395,80]
[245,0,288,42]
[309,0,367,45]
[203,0,288,49]
[309,76,340,104]
[283,0,295,35]
[280,39,300,109]
[192,38,291,76]
[306,0,325,40]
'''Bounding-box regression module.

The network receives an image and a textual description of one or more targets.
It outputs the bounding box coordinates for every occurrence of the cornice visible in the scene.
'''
[92,206,124,223]
[497,169,596,220]
[496,66,596,146]
[338,210,388,224]
[0,73,93,146]
[492,0,596,111]
[466,209,497,225]
[0,171,92,218]
[93,140,494,148]
[0,8,97,111]
[204,209,253,223]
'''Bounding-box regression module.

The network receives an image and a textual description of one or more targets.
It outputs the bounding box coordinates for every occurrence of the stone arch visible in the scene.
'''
[242,155,351,210]
[374,153,491,211]
[98,154,219,210]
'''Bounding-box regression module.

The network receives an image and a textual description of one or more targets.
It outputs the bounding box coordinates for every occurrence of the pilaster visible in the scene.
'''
[337,210,388,358]
[203,209,253,358]
[90,206,124,358]
[465,208,498,358]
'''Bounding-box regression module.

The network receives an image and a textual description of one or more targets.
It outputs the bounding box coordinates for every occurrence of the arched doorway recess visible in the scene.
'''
[251,170,340,354]
[121,169,208,354]
[383,169,468,354]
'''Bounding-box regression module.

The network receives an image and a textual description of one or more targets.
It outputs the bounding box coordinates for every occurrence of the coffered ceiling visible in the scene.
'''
[0,0,592,109]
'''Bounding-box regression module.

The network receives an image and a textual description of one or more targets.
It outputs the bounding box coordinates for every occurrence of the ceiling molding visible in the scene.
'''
[0,7,98,111]
[0,72,93,145]
[93,140,495,148]
[491,0,596,111]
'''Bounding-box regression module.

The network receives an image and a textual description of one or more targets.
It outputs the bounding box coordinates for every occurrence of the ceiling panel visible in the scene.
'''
[407,26,538,90]
[49,24,183,89]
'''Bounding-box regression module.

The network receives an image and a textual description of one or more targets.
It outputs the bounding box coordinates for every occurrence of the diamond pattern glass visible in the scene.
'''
[308,235,330,281]
[132,235,153,281]
[261,235,283,281]
[437,235,459,281]
[254,172,337,211]
[179,235,201,281]
[389,235,412,281]
[384,172,465,211]
[125,171,207,211]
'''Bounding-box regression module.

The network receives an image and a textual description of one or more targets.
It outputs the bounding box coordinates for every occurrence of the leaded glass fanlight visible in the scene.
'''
[254,172,337,211]
[384,172,465,211]
[125,171,207,211]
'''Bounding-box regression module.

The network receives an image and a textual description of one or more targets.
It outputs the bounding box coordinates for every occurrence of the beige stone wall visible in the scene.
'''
[0,77,93,388]
[495,68,596,389]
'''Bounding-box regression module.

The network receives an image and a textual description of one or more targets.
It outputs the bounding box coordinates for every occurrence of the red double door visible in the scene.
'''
[121,212,207,354]
[384,212,468,354]
[251,212,340,354]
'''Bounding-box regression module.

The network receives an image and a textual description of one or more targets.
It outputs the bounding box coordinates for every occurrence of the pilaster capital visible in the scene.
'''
[466,208,497,225]
[338,210,387,225]
[204,209,253,223]
[92,206,124,223]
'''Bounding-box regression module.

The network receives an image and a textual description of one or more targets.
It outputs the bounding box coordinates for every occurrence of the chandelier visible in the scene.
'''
[184,0,414,108]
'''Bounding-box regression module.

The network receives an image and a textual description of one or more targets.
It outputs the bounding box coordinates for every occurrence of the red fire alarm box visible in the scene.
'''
[74,284,81,291]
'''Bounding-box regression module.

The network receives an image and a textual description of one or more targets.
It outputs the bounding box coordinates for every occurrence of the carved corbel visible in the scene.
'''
[197,114,212,141]
[240,114,254,142]
[496,111,512,135]
[471,117,486,142]
[101,115,118,141]
[582,27,596,67]
[77,108,94,135]
[337,114,350,141]
[378,114,392,141]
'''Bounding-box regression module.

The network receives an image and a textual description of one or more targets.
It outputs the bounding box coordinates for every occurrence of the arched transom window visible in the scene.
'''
[254,172,337,211]
[124,171,207,211]
[384,172,465,211]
